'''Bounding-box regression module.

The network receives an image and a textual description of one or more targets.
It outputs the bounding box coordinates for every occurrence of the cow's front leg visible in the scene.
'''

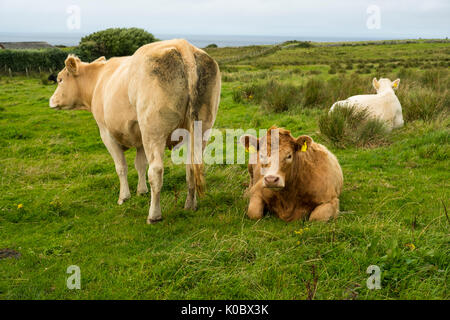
[247,192,265,220]
[309,198,339,222]
[144,140,165,224]
[135,146,148,195]
[99,128,131,205]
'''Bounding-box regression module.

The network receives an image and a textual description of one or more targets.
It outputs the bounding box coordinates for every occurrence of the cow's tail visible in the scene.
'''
[188,100,206,197]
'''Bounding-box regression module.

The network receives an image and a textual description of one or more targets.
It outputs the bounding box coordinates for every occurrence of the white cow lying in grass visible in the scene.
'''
[330,78,404,131]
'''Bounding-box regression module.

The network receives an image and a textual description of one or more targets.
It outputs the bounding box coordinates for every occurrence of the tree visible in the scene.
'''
[78,28,158,61]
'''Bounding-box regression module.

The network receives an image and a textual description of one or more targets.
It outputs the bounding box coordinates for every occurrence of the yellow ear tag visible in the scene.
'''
[248,145,257,154]
[301,141,308,152]
[393,82,398,88]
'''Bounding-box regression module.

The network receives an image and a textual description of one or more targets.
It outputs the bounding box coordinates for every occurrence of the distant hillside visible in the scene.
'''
[0,41,54,50]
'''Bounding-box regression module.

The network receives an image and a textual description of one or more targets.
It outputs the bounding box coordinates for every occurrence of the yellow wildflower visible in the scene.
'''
[405,243,416,251]
[17,204,23,209]
[294,227,309,235]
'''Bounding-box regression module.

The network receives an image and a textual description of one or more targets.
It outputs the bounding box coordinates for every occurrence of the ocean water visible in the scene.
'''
[0,32,394,48]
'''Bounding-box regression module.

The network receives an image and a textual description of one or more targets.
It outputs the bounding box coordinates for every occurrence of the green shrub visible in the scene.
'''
[261,80,300,112]
[78,28,158,61]
[399,88,449,121]
[232,87,244,103]
[232,80,301,112]
[283,40,313,48]
[302,78,327,107]
[0,48,67,73]
[420,69,448,91]
[205,43,218,48]
[306,70,321,75]
[318,105,389,148]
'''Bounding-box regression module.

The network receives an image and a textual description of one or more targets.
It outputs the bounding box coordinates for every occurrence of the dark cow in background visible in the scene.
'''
[240,127,343,222]
[47,73,57,83]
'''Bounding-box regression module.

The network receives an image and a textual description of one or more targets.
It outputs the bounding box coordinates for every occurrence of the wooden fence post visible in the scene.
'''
[9,68,12,77]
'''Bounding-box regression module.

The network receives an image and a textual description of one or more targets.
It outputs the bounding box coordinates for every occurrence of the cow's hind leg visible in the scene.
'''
[143,137,166,224]
[99,127,131,205]
[135,146,148,195]
[308,198,339,222]
[184,164,197,210]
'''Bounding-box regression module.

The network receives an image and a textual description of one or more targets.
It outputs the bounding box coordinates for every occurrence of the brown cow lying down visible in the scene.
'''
[240,127,343,222]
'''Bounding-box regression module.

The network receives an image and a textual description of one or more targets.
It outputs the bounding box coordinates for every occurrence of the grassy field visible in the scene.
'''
[0,40,449,299]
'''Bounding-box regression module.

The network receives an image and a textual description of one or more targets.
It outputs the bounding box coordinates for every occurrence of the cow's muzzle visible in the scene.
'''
[263,175,284,189]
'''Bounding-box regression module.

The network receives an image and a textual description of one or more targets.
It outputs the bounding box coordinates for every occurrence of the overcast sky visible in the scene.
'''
[0,0,449,38]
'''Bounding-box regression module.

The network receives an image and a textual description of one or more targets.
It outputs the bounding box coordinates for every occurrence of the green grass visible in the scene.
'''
[0,40,449,300]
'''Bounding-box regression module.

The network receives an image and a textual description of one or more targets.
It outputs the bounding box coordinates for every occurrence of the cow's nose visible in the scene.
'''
[264,175,279,185]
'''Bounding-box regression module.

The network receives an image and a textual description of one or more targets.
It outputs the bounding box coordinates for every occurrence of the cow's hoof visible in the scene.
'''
[117,196,131,205]
[147,217,163,225]
[184,198,197,211]
[184,204,198,211]
[137,189,149,196]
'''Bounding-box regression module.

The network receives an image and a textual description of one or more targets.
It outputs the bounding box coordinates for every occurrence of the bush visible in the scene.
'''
[205,43,218,48]
[318,105,389,148]
[232,87,244,103]
[420,69,448,91]
[282,41,313,48]
[0,48,67,73]
[231,80,301,112]
[399,88,449,122]
[302,78,327,107]
[261,80,300,112]
[78,28,158,61]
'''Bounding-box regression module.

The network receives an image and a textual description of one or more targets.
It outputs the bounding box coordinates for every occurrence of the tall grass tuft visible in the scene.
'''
[232,80,301,112]
[318,105,389,148]
[261,80,300,112]
[399,87,449,122]
[420,69,448,91]
[302,78,327,107]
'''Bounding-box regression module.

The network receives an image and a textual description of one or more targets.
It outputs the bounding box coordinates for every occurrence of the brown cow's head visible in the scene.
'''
[49,55,105,110]
[240,127,312,190]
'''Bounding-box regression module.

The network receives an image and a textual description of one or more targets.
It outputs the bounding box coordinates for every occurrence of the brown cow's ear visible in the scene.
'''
[65,56,79,75]
[294,135,313,152]
[239,134,259,152]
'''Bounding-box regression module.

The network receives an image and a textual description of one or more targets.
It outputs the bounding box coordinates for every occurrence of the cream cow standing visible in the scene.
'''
[49,39,221,224]
[330,78,404,130]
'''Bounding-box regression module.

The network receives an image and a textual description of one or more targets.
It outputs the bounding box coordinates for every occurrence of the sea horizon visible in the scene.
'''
[0,32,437,48]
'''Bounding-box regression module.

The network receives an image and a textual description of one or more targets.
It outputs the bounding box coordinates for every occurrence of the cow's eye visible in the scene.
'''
[58,78,63,83]
[286,154,292,160]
